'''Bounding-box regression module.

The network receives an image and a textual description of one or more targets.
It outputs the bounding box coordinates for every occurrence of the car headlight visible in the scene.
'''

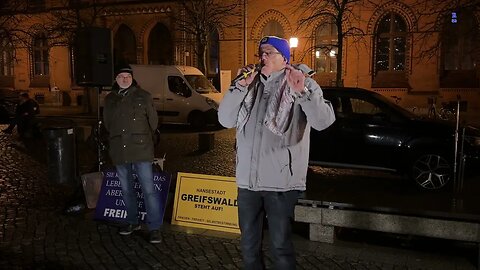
[205,97,218,110]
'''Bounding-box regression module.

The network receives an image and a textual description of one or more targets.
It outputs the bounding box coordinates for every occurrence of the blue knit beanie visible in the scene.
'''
[259,36,290,63]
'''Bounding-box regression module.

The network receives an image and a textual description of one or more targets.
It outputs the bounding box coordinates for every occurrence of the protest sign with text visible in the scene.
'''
[172,173,239,234]
[95,169,171,224]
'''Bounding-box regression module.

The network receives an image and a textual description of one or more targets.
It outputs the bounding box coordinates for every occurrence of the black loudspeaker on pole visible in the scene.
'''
[74,27,113,86]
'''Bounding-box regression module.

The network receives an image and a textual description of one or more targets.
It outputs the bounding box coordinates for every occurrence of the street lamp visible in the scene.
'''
[289,37,298,62]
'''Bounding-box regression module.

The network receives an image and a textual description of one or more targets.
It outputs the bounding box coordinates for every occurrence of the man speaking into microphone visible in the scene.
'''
[218,36,335,269]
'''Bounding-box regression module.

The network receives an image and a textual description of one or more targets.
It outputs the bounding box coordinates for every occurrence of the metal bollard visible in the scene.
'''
[198,132,215,151]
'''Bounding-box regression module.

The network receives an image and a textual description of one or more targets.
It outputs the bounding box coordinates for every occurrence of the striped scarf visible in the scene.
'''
[237,74,294,136]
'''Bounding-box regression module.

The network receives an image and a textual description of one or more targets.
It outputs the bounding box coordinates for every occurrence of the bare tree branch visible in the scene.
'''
[292,0,367,86]
[173,0,242,73]
[42,0,107,47]
[0,0,34,48]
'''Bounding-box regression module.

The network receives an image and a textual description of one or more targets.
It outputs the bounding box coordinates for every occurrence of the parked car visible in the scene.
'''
[309,87,480,190]
[0,88,19,124]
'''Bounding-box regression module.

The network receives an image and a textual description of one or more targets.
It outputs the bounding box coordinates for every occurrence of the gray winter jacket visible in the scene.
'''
[103,83,158,165]
[218,69,335,192]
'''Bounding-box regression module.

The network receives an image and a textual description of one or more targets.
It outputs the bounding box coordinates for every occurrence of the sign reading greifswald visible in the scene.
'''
[172,173,239,234]
[94,169,171,224]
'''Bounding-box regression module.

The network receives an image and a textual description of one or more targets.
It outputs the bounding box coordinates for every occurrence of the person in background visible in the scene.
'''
[218,36,335,269]
[103,64,162,244]
[2,92,40,137]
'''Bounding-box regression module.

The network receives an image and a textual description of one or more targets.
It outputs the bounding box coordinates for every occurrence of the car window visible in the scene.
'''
[350,98,382,115]
[168,76,192,97]
[184,75,219,94]
[328,96,343,113]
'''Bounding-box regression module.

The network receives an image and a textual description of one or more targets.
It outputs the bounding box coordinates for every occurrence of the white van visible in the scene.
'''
[102,65,223,128]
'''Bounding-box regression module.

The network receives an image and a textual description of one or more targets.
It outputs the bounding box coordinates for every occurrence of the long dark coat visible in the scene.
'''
[103,82,158,165]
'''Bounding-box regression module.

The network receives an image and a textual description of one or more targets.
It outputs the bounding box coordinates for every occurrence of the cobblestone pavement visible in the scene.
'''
[0,124,477,269]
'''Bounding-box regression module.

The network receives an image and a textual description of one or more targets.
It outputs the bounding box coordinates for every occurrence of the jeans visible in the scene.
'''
[237,188,299,270]
[116,162,162,231]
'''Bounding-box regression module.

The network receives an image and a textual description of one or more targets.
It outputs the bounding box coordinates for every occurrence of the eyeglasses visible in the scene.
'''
[116,74,132,80]
[256,51,282,58]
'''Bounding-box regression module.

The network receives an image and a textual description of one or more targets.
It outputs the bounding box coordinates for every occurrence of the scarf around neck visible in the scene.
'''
[237,70,294,136]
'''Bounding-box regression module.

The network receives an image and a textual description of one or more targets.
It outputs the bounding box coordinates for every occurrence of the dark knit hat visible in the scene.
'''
[259,36,290,63]
[114,63,133,78]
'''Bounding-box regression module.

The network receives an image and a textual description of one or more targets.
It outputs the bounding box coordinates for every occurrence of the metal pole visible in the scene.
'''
[97,86,103,171]
[453,95,461,193]
[458,127,466,191]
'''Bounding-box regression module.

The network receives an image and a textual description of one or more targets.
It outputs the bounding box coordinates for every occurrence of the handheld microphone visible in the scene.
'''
[232,64,262,84]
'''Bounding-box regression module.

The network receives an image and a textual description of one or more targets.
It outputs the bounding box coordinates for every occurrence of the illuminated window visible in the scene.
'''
[314,21,338,73]
[375,12,406,72]
[372,12,409,88]
[32,33,49,76]
[0,38,14,77]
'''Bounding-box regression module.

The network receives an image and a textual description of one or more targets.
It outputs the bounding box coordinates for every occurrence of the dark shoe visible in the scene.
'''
[118,224,141,236]
[149,230,162,244]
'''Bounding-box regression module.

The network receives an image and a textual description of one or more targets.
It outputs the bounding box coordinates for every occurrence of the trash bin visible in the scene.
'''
[44,126,76,184]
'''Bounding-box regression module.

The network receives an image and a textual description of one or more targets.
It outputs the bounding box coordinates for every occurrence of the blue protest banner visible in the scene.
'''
[94,169,171,224]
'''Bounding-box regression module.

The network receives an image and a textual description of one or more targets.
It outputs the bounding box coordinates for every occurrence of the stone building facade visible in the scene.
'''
[1,0,479,121]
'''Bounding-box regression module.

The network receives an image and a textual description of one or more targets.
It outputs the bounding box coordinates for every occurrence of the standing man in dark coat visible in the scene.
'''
[103,64,162,244]
[2,92,40,136]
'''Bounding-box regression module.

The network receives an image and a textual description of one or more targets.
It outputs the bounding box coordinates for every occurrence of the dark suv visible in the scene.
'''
[309,87,480,190]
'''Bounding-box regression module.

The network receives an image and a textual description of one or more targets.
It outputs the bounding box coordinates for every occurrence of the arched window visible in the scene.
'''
[440,10,478,87]
[261,20,285,38]
[314,21,338,73]
[114,24,137,66]
[372,12,409,87]
[375,12,406,72]
[148,23,173,65]
[0,37,14,87]
[32,33,49,76]
[0,38,14,76]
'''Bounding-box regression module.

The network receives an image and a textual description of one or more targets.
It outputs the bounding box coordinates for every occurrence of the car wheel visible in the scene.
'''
[411,154,451,190]
[188,111,206,129]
